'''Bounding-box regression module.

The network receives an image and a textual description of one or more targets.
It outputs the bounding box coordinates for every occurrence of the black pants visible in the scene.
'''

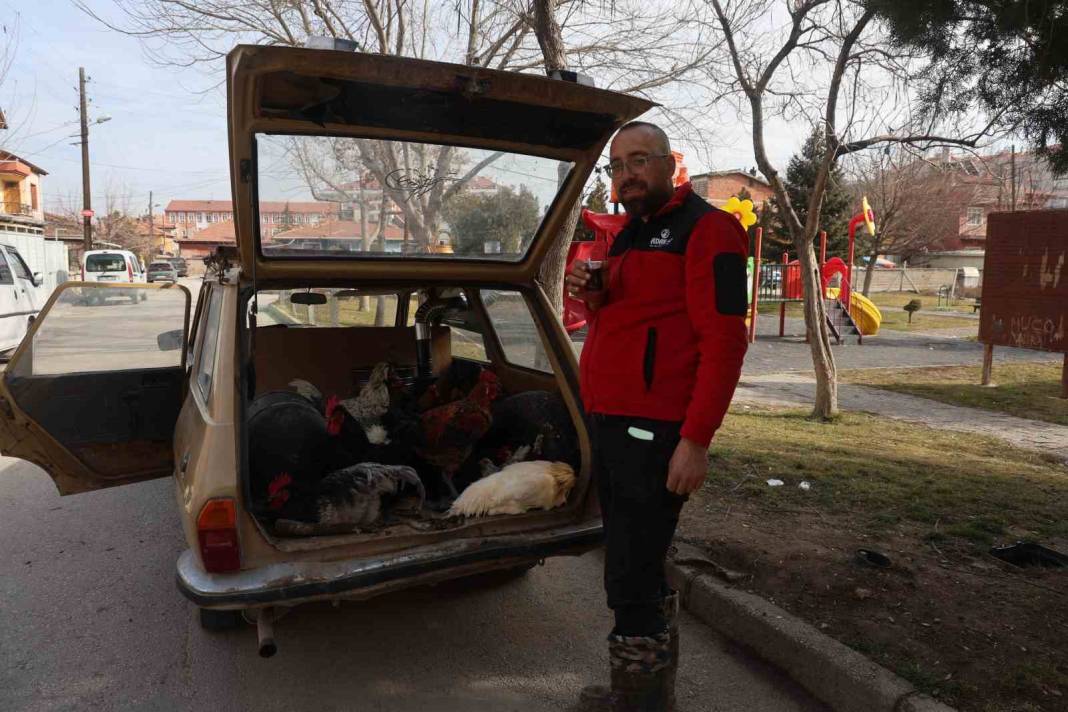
[591,414,687,637]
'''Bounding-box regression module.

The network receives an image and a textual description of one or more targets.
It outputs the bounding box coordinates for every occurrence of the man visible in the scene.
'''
[567,122,749,711]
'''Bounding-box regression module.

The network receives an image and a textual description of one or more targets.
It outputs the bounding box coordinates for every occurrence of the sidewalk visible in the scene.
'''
[733,372,1068,460]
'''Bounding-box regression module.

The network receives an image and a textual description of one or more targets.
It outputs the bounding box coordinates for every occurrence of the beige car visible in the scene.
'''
[0,44,650,655]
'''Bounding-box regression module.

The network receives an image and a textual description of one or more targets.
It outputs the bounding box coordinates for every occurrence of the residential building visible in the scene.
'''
[163,200,341,232]
[268,219,409,253]
[690,169,775,208]
[0,151,46,235]
[914,148,1068,261]
[0,154,69,290]
[174,221,250,273]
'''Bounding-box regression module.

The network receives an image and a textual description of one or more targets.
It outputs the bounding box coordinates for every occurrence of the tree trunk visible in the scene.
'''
[359,180,370,311]
[531,0,575,319]
[794,236,838,419]
[862,246,878,296]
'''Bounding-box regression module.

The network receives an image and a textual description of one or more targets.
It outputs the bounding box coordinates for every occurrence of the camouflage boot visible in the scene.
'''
[608,631,675,712]
[573,683,617,712]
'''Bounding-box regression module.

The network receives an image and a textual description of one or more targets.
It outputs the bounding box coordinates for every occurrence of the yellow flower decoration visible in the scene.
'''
[723,196,757,228]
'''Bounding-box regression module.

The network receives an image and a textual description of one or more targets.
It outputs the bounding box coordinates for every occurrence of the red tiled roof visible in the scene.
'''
[176,221,238,243]
[271,219,405,241]
[165,199,338,214]
[0,150,48,176]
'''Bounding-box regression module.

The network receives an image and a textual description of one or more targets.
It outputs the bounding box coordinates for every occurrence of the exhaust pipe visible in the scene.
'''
[256,607,277,658]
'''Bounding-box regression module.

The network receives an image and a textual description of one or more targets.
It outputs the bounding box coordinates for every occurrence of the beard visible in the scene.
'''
[618,178,674,218]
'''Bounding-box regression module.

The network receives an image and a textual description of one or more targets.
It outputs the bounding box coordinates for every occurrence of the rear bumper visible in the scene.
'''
[177,520,603,609]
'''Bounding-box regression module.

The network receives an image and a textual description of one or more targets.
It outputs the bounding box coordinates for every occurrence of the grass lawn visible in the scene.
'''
[755,295,978,332]
[869,291,975,311]
[876,308,978,332]
[681,407,1068,711]
[843,362,1068,426]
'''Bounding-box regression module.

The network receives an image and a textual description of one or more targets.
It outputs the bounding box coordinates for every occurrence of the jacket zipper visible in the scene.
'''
[643,326,658,391]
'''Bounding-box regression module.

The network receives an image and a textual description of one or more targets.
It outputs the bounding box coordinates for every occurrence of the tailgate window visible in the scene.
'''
[256,134,571,263]
[86,254,126,272]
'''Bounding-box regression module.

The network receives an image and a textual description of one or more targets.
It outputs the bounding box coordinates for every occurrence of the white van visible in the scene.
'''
[81,249,147,305]
[0,243,46,353]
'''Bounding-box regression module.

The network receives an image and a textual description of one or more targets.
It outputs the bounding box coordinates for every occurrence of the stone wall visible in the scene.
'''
[855,268,967,293]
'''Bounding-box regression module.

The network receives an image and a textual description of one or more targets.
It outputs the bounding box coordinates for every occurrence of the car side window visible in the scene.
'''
[193,286,223,401]
[481,289,550,372]
[8,249,31,280]
[0,250,14,285]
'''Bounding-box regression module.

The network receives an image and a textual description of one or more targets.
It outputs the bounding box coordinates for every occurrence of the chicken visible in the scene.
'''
[453,390,578,493]
[416,369,500,500]
[248,391,333,510]
[345,362,394,430]
[448,461,575,518]
[417,359,486,411]
[269,463,425,536]
[290,371,391,446]
[287,380,372,471]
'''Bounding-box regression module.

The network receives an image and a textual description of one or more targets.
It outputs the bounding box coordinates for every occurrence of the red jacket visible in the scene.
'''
[578,183,749,447]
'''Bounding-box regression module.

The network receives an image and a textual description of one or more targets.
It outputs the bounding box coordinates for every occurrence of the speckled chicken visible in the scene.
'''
[268,462,425,535]
[416,369,500,499]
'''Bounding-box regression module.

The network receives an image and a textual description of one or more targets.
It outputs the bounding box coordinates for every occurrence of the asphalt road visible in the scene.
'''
[0,458,826,712]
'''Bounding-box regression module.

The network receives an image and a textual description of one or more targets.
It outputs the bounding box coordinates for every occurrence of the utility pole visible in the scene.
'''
[78,67,93,252]
[148,190,156,255]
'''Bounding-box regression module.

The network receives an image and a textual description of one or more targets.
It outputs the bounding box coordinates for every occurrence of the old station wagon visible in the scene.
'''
[0,43,651,656]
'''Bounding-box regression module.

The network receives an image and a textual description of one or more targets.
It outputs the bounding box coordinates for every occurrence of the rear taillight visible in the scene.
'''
[127,261,133,281]
[197,498,241,573]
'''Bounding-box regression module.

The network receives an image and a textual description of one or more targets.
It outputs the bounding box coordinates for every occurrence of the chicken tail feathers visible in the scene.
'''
[289,379,324,405]
[365,424,391,445]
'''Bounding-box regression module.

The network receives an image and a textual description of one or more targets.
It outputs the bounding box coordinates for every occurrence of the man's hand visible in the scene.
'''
[566,260,606,309]
[666,438,708,495]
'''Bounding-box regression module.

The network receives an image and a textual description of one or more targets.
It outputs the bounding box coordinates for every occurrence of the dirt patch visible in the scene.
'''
[679,408,1068,711]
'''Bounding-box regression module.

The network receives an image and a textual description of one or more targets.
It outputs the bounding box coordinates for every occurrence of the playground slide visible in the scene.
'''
[827,288,882,336]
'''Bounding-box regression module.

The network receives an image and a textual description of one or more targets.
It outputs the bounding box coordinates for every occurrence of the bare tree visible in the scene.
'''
[846,150,967,295]
[701,0,1007,419]
[81,0,721,317]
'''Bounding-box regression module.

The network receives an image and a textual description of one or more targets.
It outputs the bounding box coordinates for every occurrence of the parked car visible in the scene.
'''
[147,260,179,283]
[81,249,147,304]
[0,243,46,353]
[167,256,189,277]
[0,44,650,654]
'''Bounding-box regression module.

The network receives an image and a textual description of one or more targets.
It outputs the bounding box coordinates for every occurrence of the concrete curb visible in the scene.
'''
[667,543,956,712]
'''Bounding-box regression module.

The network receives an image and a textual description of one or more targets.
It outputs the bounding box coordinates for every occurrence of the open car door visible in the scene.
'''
[0,282,191,495]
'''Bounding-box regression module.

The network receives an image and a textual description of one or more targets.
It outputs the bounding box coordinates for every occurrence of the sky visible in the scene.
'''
[0,0,1007,218]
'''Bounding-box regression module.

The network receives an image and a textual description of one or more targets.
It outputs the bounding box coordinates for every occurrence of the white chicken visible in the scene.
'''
[448,461,575,518]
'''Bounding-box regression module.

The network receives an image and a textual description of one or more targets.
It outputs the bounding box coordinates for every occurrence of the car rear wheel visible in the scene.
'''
[198,607,244,632]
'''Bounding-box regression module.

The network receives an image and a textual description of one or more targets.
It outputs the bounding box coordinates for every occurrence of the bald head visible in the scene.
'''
[617,121,672,154]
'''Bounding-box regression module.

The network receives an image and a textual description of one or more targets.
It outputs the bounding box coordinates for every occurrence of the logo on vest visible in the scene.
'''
[650,228,673,248]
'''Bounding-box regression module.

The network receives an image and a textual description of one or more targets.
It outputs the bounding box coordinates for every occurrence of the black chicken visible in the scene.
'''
[247,391,332,513]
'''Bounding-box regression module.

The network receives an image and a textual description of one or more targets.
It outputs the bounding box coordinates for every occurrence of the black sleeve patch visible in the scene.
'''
[713,252,748,316]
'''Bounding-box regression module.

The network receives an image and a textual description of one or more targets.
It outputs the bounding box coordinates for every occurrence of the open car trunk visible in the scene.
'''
[241,284,592,550]
[225,44,653,554]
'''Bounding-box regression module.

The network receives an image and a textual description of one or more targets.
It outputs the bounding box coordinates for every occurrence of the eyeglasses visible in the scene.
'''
[601,154,670,178]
